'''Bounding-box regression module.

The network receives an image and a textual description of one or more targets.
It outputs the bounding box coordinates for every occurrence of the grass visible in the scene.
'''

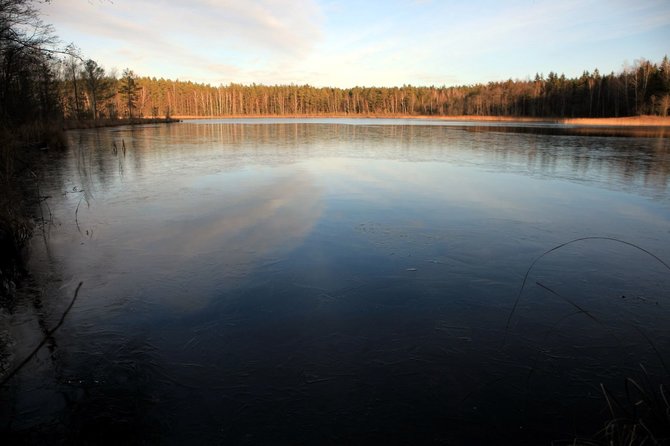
[557,369,670,445]
[598,369,670,445]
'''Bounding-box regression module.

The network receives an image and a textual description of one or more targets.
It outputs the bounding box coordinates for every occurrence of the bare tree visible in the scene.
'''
[0,0,59,124]
[64,45,82,118]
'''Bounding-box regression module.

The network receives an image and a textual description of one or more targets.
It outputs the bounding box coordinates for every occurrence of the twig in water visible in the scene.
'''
[74,194,85,235]
[535,281,600,324]
[43,196,53,224]
[504,236,670,345]
[0,282,83,387]
[522,282,628,391]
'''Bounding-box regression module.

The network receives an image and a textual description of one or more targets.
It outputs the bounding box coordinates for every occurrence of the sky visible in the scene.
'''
[38,0,670,88]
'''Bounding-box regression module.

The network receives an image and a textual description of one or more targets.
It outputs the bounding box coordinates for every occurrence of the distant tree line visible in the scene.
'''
[56,57,666,120]
[53,57,670,120]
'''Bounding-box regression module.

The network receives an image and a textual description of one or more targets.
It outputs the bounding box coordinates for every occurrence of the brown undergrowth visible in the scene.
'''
[0,123,66,301]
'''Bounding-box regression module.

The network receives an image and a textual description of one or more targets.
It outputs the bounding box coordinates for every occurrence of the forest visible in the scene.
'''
[61,59,670,120]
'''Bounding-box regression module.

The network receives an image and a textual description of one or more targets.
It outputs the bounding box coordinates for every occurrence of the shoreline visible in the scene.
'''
[57,115,670,134]
[63,117,182,130]
[172,114,670,127]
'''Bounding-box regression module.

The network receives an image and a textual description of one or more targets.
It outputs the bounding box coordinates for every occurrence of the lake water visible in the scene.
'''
[2,119,669,444]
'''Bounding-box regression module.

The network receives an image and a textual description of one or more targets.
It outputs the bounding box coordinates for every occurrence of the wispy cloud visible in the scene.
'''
[39,0,323,83]
[38,0,670,87]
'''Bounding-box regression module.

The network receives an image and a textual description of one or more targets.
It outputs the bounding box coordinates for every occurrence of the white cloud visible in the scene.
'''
[37,0,670,87]
[39,0,323,83]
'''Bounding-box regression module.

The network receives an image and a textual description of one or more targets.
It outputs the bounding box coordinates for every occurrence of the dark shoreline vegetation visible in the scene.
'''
[1,1,669,444]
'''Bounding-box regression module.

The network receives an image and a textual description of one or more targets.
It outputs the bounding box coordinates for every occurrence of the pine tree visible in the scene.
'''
[82,59,113,120]
[119,68,139,118]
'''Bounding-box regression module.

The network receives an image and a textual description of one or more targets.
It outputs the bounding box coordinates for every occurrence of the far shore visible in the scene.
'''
[60,114,670,131]
[172,114,670,127]
[63,117,182,130]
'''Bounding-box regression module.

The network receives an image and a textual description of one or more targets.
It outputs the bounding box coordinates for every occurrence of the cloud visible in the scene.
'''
[38,0,670,87]
[160,0,323,56]
[43,0,323,54]
[39,0,323,83]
